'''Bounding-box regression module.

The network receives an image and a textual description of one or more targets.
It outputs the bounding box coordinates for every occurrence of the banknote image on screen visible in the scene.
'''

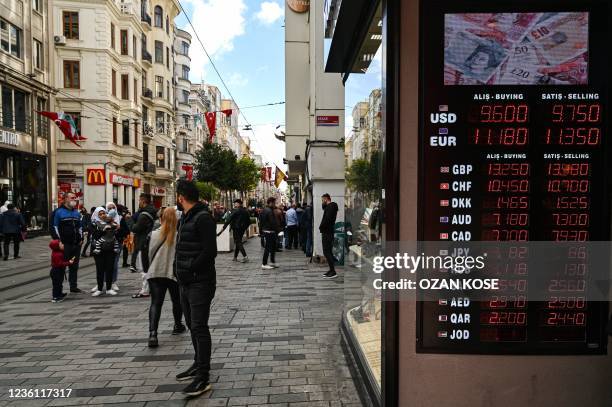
[444,13,589,85]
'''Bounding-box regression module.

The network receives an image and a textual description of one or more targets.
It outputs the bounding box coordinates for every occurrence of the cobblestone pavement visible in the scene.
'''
[0,237,362,406]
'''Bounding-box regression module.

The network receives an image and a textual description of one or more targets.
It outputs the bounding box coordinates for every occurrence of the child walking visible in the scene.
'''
[49,239,74,303]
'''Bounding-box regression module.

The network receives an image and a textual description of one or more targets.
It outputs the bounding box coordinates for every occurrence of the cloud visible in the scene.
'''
[228,72,249,87]
[255,1,284,25]
[181,0,247,81]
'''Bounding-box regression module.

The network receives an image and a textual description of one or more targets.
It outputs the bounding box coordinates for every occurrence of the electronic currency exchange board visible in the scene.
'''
[417,0,611,353]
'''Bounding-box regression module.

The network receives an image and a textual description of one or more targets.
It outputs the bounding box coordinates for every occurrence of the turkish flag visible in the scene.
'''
[182,165,193,181]
[36,111,85,147]
[205,112,216,142]
[221,109,233,117]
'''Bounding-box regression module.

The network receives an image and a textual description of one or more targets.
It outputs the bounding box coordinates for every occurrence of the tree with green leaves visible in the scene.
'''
[195,181,220,202]
[346,151,382,199]
[232,157,261,199]
[194,142,237,192]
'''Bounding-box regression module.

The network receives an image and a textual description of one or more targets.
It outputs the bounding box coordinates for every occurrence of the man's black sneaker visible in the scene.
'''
[70,288,83,293]
[14,256,21,259]
[176,364,199,381]
[322,271,338,279]
[172,323,187,335]
[129,266,138,273]
[148,332,158,348]
[183,377,212,397]
[51,297,64,303]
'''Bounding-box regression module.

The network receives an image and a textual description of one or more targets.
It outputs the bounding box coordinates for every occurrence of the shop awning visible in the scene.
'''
[324,0,381,80]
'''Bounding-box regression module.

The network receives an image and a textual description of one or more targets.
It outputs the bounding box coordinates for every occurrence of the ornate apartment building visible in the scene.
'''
[173,26,193,180]
[50,0,180,211]
[0,0,54,233]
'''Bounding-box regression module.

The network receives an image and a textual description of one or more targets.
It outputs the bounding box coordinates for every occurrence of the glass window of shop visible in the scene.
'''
[0,152,48,232]
[337,4,384,392]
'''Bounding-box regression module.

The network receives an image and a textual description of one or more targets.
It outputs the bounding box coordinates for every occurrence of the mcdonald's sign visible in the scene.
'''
[87,168,106,185]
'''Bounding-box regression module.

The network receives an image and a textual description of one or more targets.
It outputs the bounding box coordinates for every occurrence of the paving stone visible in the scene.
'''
[0,238,362,406]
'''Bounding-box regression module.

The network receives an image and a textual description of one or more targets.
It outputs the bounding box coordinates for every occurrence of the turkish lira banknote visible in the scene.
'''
[444,12,589,85]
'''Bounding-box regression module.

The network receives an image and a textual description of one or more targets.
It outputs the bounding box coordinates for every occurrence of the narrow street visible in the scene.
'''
[0,238,361,407]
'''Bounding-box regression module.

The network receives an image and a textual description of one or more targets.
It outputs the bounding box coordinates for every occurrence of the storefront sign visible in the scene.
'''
[316,115,339,126]
[152,187,166,196]
[0,130,19,147]
[287,0,309,13]
[86,168,106,185]
[109,172,141,188]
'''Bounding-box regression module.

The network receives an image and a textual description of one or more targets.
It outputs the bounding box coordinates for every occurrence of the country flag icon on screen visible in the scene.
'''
[438,299,448,305]
[440,166,450,173]
[439,249,448,256]
[437,331,448,338]
[440,183,449,190]
[439,105,448,112]
[439,128,448,135]
[440,199,449,207]
[438,315,448,322]
[439,233,449,240]
[440,216,449,223]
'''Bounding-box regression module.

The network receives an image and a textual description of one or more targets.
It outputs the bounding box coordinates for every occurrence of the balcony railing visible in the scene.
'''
[143,88,153,99]
[141,12,152,25]
[143,162,156,173]
[142,49,152,63]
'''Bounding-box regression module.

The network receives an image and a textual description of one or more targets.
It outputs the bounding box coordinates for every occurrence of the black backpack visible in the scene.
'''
[99,228,116,252]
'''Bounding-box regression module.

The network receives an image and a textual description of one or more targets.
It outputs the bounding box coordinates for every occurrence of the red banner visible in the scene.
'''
[205,112,216,142]
[182,165,194,181]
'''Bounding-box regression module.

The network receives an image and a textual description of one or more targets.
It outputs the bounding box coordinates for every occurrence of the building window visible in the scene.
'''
[154,6,163,28]
[154,40,163,63]
[112,117,117,143]
[111,69,116,96]
[63,60,80,88]
[142,105,149,126]
[110,23,115,49]
[181,41,189,55]
[134,121,138,147]
[166,47,169,68]
[64,112,81,137]
[182,137,188,152]
[182,90,189,104]
[62,11,79,39]
[33,39,43,69]
[142,70,147,92]
[36,97,48,138]
[33,0,42,13]
[122,119,130,145]
[155,111,164,133]
[182,65,189,80]
[143,142,149,167]
[155,76,163,98]
[166,81,170,102]
[120,29,128,55]
[156,145,165,168]
[0,20,22,58]
[132,34,136,58]
[134,78,138,101]
[121,74,129,100]
[1,86,28,132]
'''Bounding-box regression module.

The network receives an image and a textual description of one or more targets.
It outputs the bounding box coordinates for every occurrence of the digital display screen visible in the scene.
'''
[417,0,610,354]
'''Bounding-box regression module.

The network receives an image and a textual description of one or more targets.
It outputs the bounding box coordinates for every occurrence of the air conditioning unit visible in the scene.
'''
[54,35,66,45]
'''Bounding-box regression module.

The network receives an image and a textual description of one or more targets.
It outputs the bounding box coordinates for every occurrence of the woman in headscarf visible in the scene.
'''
[0,200,10,214]
[146,207,185,347]
[91,207,120,296]
[105,202,129,292]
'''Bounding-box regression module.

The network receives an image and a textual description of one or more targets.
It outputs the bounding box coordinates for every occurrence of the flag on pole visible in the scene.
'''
[36,111,86,147]
[274,166,286,188]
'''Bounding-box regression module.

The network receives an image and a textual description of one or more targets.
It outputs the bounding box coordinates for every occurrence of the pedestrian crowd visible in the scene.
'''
[41,181,339,398]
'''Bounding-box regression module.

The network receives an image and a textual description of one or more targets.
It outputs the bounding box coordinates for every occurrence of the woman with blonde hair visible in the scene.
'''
[147,207,186,347]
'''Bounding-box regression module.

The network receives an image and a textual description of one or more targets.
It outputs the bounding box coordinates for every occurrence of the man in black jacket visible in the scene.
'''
[217,199,251,262]
[259,197,280,269]
[320,193,338,279]
[130,194,157,273]
[173,180,217,397]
